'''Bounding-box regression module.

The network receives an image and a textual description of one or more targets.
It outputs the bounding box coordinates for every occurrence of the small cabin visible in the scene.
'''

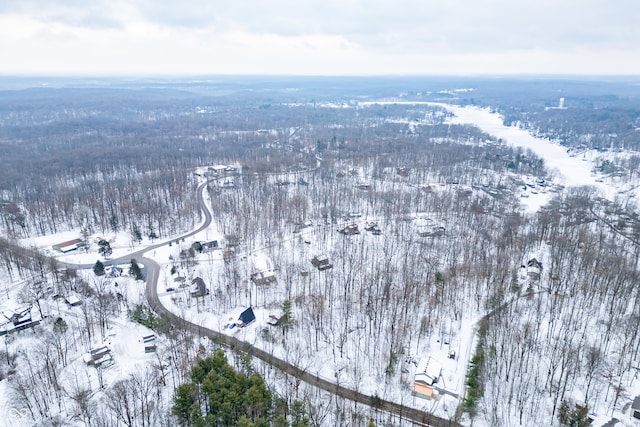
[190,277,209,297]
[250,271,277,285]
[65,294,82,307]
[238,307,256,327]
[632,396,640,419]
[82,346,112,367]
[311,255,333,271]
[338,223,360,235]
[140,334,157,353]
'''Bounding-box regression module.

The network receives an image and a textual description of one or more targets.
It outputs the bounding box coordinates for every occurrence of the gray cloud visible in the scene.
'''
[0,0,125,29]
[0,0,638,74]
[2,0,638,53]
[183,1,633,56]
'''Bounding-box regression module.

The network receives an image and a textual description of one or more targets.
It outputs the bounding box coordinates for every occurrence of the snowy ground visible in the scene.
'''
[429,103,640,427]
[17,115,636,425]
[3,109,640,426]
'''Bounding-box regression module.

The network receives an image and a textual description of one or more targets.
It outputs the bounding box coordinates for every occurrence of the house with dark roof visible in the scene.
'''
[250,270,277,285]
[139,334,157,353]
[82,346,112,367]
[526,258,543,279]
[0,306,41,336]
[202,240,219,250]
[632,396,640,419]
[238,307,256,327]
[190,277,208,297]
[418,226,446,238]
[311,255,333,271]
[338,223,360,235]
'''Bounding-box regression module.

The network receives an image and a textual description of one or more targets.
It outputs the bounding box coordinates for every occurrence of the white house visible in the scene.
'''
[412,357,443,399]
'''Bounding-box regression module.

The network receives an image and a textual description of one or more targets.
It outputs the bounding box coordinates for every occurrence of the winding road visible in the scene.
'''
[66,181,212,271]
[66,178,461,427]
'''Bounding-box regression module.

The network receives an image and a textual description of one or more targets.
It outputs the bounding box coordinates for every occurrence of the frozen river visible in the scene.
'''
[433,103,624,212]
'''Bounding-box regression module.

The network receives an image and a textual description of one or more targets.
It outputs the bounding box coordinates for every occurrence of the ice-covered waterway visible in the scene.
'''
[363,101,610,184]
[437,104,602,187]
[434,103,629,211]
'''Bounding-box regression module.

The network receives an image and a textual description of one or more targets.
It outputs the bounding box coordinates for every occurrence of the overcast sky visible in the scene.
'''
[0,0,638,76]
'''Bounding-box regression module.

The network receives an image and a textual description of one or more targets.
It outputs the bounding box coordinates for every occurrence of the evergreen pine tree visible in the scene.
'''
[93,260,105,276]
[129,259,143,280]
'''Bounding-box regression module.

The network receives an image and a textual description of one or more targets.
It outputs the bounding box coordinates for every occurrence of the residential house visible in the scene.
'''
[191,240,218,253]
[293,221,313,234]
[412,357,443,400]
[139,334,157,353]
[311,255,333,271]
[65,294,82,307]
[202,240,219,250]
[238,307,256,327]
[52,238,83,253]
[365,222,382,235]
[82,346,112,367]
[0,306,41,336]
[190,277,209,297]
[105,266,123,278]
[268,314,285,326]
[206,165,238,178]
[224,166,239,176]
[526,258,543,279]
[250,270,277,285]
[205,166,224,177]
[632,396,640,419]
[418,226,446,238]
[338,223,360,235]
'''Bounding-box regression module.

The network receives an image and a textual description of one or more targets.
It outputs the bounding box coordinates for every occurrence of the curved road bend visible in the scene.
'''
[144,257,460,427]
[63,181,212,271]
[140,181,462,427]
[54,178,461,426]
